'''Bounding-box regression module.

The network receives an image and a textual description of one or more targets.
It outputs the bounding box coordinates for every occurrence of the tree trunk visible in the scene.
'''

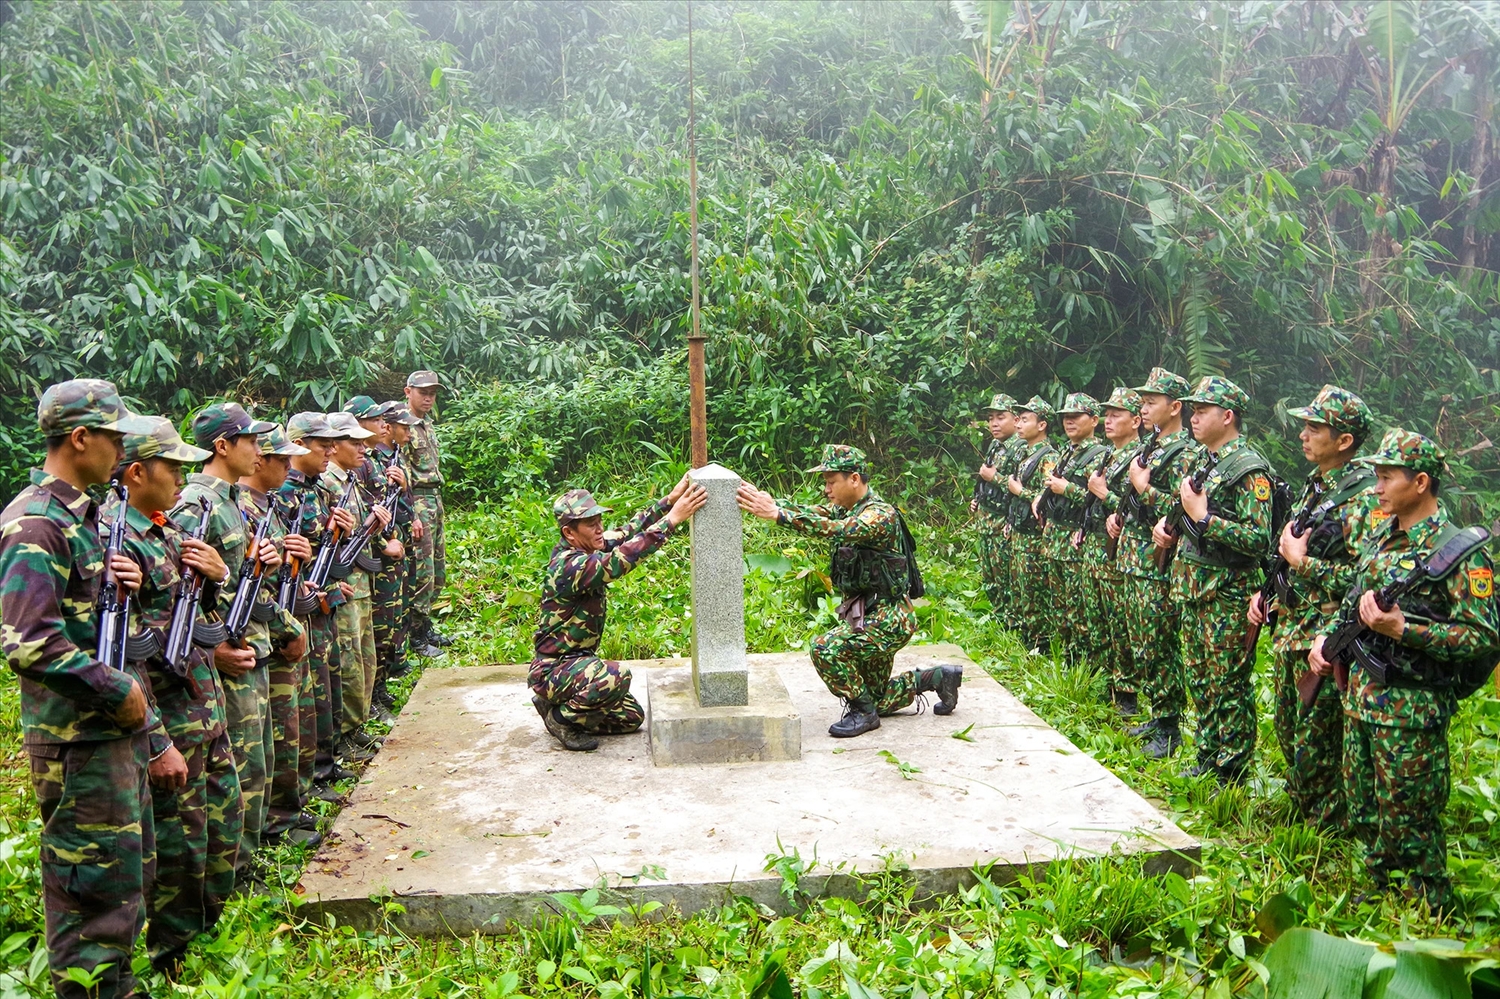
[1362,134,1398,311]
[1461,58,1492,283]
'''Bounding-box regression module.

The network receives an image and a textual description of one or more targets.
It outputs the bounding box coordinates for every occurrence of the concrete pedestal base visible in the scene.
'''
[647,663,801,766]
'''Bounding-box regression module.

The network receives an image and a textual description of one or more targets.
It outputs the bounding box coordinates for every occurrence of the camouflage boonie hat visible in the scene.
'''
[406,370,441,389]
[383,403,420,426]
[1180,375,1250,413]
[344,395,394,420]
[1131,366,1192,400]
[1057,392,1101,417]
[805,444,868,473]
[1286,384,1372,438]
[553,488,612,524]
[258,423,310,457]
[121,416,212,465]
[980,393,1019,414]
[1016,395,1055,423]
[325,412,375,439]
[1102,387,1142,413]
[192,402,276,449]
[1358,428,1446,479]
[286,412,336,441]
[37,378,155,437]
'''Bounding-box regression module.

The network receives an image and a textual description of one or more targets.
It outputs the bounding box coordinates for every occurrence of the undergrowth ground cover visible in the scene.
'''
[1,477,1498,998]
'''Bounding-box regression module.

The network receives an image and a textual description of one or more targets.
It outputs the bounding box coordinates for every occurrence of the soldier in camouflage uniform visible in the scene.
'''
[1249,386,1375,828]
[1117,367,1201,755]
[738,445,961,738]
[532,479,706,750]
[108,419,245,974]
[1086,388,1144,711]
[1153,377,1272,784]
[971,394,1019,615]
[1039,393,1110,662]
[1005,398,1058,650]
[0,380,158,999]
[171,402,287,886]
[1310,431,1496,910]
[382,402,421,686]
[403,370,450,653]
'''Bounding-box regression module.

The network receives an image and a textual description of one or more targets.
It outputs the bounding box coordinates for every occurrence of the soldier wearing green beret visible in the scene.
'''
[0,380,159,999]
[1039,393,1110,660]
[739,445,961,738]
[1248,386,1376,828]
[403,370,450,651]
[1005,398,1058,650]
[1152,376,1273,784]
[531,479,706,750]
[1086,388,1145,711]
[1309,430,1496,909]
[972,394,1019,616]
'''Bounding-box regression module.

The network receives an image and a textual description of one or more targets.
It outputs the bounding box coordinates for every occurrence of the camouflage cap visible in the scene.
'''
[1286,384,1372,438]
[37,378,156,437]
[406,370,441,389]
[1102,386,1143,413]
[1131,366,1192,400]
[1358,428,1446,479]
[1180,375,1250,413]
[1016,395,1055,423]
[553,488,612,524]
[192,402,276,449]
[805,444,868,473]
[121,416,212,465]
[980,392,1019,414]
[1057,392,1101,417]
[344,395,394,420]
[258,423,310,456]
[325,412,375,440]
[286,412,336,441]
[382,403,421,426]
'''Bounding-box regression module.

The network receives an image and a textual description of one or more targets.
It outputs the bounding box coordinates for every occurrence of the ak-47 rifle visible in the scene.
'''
[332,451,401,576]
[1106,428,1163,562]
[1154,452,1219,573]
[1240,479,1328,706]
[96,481,131,672]
[297,479,357,614]
[163,497,213,674]
[276,497,313,613]
[1072,449,1115,550]
[223,510,272,646]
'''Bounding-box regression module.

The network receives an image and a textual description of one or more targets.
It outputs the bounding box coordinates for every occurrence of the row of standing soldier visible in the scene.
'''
[972,372,1498,913]
[0,373,449,999]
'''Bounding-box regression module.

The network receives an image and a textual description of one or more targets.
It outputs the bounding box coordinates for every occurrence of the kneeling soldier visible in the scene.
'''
[531,478,706,750]
[738,444,960,738]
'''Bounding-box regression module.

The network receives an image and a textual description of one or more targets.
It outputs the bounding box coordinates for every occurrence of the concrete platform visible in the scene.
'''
[300,645,1198,934]
[647,663,802,765]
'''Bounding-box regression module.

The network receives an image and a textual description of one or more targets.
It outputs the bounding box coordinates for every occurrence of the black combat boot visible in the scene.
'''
[542,704,599,751]
[386,655,414,679]
[1128,718,1158,738]
[915,664,963,715]
[828,697,881,738]
[1141,720,1181,759]
[1111,689,1138,717]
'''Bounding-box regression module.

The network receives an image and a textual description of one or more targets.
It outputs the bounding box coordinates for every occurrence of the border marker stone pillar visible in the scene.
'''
[688,462,748,706]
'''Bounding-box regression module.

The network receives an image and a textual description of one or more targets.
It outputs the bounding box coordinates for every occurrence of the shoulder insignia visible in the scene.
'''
[1252,476,1271,501]
[1369,508,1390,526]
[1469,567,1493,598]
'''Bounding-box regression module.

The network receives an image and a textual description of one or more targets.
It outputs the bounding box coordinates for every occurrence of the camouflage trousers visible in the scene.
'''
[530,654,645,733]
[372,545,408,671]
[809,598,919,713]
[1122,571,1184,721]
[335,587,376,737]
[1008,531,1049,649]
[147,729,241,962]
[1091,550,1135,694]
[1344,715,1452,908]
[265,652,315,835]
[1044,526,1094,662]
[1181,591,1257,775]
[307,609,343,780]
[29,733,152,999]
[975,513,1010,616]
[222,662,272,867]
[410,488,446,634]
[1272,648,1344,829]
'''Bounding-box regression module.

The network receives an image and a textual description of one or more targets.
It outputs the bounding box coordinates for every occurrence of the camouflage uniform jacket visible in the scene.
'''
[320,462,372,601]
[975,436,1012,518]
[1120,427,1201,583]
[1047,437,1111,527]
[1321,509,1498,729]
[370,444,414,530]
[108,504,225,748]
[0,470,153,745]
[532,499,676,665]
[1007,438,1057,533]
[239,486,304,647]
[1079,439,1141,567]
[404,416,442,488]
[1270,464,1379,654]
[273,467,345,613]
[1170,436,1272,604]
[777,489,908,599]
[174,472,277,659]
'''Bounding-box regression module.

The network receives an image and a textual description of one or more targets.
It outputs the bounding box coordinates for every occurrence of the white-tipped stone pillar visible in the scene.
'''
[688,462,749,706]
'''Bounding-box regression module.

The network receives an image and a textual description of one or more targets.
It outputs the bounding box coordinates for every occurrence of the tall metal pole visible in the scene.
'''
[686,0,708,469]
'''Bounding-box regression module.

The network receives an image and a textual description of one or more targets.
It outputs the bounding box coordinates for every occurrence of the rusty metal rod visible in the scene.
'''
[686,0,707,469]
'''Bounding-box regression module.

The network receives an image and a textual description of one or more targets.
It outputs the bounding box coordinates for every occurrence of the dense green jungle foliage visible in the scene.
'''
[6,0,1500,509]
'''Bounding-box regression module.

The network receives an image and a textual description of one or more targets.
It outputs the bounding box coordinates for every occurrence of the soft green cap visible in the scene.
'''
[37,379,156,437]
[192,402,276,449]
[553,488,612,524]
[1057,392,1101,417]
[805,443,868,473]
[1358,428,1446,479]
[1016,395,1055,423]
[344,395,393,420]
[981,393,1019,414]
[325,412,375,439]
[1180,375,1250,413]
[383,403,420,426]
[1102,387,1142,413]
[258,423,310,456]
[122,416,212,464]
[1286,384,1372,438]
[406,370,441,389]
[1132,366,1192,400]
[286,412,335,441]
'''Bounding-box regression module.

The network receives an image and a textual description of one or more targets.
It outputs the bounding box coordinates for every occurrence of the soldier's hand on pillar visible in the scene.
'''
[1247,591,1267,625]
[1279,520,1309,568]
[1151,516,1176,549]
[736,483,780,521]
[666,471,693,504]
[283,533,313,563]
[1308,636,1332,676]
[114,677,148,729]
[667,483,709,526]
[149,745,189,791]
[1105,513,1123,540]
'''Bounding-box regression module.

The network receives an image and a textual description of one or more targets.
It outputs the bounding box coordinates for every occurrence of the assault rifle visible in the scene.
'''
[332,451,401,576]
[163,497,213,674]
[297,479,357,613]
[1070,449,1114,550]
[223,510,273,646]
[1153,453,1218,572]
[276,497,313,613]
[1243,479,1328,706]
[96,481,131,672]
[1105,428,1163,562]
[1013,445,1052,530]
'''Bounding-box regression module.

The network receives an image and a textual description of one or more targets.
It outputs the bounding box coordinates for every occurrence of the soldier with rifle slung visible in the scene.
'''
[1038,393,1109,662]
[1083,388,1144,712]
[1004,398,1058,650]
[971,393,1020,617]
